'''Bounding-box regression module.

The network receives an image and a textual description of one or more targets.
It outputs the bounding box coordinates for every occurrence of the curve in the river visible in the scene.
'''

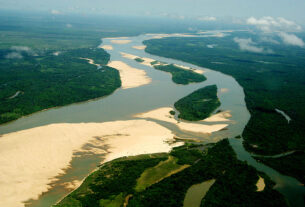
[0,33,304,207]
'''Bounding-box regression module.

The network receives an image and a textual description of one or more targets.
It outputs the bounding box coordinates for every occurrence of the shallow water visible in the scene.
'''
[0,34,303,207]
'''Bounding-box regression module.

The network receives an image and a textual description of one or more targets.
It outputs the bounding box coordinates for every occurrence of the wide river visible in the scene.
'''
[0,33,304,207]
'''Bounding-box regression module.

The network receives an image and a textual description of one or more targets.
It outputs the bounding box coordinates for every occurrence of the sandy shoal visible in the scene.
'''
[173,64,205,75]
[107,61,151,89]
[79,57,100,68]
[132,45,147,50]
[99,45,113,50]
[256,176,265,191]
[220,88,229,93]
[203,111,231,122]
[110,40,132,44]
[134,107,228,134]
[120,52,155,67]
[0,120,181,207]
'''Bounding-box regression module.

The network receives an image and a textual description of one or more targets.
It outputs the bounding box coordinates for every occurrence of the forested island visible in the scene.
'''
[55,139,288,207]
[174,85,220,121]
[153,64,206,85]
[144,35,305,184]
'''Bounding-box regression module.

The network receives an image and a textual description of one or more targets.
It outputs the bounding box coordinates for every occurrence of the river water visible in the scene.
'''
[0,34,304,207]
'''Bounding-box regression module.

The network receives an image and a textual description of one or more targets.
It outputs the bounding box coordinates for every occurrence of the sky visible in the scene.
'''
[1,0,305,24]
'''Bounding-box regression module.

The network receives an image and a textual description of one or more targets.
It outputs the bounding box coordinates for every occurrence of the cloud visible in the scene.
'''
[246,16,302,32]
[5,52,23,59]
[51,9,61,15]
[260,36,280,44]
[66,24,73,28]
[278,32,305,47]
[234,37,272,53]
[197,16,217,21]
[5,46,37,59]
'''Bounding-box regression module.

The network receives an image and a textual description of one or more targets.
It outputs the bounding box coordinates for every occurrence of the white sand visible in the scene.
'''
[99,45,113,50]
[135,107,228,134]
[107,61,151,89]
[220,88,229,93]
[120,52,155,67]
[203,111,232,122]
[79,58,101,68]
[110,40,132,44]
[256,176,265,191]
[120,52,139,60]
[0,120,181,207]
[132,45,146,50]
[173,64,205,75]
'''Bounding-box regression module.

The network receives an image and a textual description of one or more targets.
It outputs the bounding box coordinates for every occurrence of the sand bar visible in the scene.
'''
[107,61,151,89]
[108,61,151,89]
[0,120,181,207]
[135,107,228,134]
[203,111,232,122]
[79,57,101,68]
[99,45,113,50]
[132,45,147,50]
[111,40,132,44]
[256,176,265,191]
[120,52,155,67]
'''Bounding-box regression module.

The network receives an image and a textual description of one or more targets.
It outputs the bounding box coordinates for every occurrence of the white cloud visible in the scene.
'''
[234,37,271,53]
[247,16,302,32]
[197,16,217,21]
[5,46,37,59]
[66,24,73,28]
[51,9,61,15]
[260,36,280,44]
[5,52,23,59]
[278,32,305,47]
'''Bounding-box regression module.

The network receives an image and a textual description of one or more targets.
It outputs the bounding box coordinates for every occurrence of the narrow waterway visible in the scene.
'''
[0,33,303,207]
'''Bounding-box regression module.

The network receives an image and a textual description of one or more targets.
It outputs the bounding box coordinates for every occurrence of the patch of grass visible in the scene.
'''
[135,156,190,192]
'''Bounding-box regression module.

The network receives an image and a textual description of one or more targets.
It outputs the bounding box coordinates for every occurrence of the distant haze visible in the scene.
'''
[1,0,305,24]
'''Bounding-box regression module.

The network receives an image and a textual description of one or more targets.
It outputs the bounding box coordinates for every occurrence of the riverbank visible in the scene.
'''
[0,120,181,207]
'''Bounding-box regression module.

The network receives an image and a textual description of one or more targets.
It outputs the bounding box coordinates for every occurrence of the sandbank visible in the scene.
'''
[107,61,151,89]
[110,40,132,44]
[0,120,181,207]
[79,57,101,68]
[99,45,113,50]
[220,88,229,93]
[256,176,265,191]
[120,52,155,67]
[132,45,147,50]
[134,107,228,134]
[203,111,232,122]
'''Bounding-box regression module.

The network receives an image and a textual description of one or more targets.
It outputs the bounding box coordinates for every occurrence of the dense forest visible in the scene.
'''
[55,140,288,207]
[0,47,121,124]
[174,85,220,121]
[144,33,305,183]
[153,64,206,85]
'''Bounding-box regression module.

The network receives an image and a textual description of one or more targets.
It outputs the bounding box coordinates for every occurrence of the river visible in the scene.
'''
[0,33,304,207]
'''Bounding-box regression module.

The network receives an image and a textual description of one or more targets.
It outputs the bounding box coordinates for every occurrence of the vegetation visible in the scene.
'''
[153,64,206,85]
[144,34,305,155]
[135,57,144,63]
[56,140,288,207]
[135,156,190,192]
[174,85,220,121]
[54,154,167,207]
[254,151,305,184]
[0,47,121,124]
